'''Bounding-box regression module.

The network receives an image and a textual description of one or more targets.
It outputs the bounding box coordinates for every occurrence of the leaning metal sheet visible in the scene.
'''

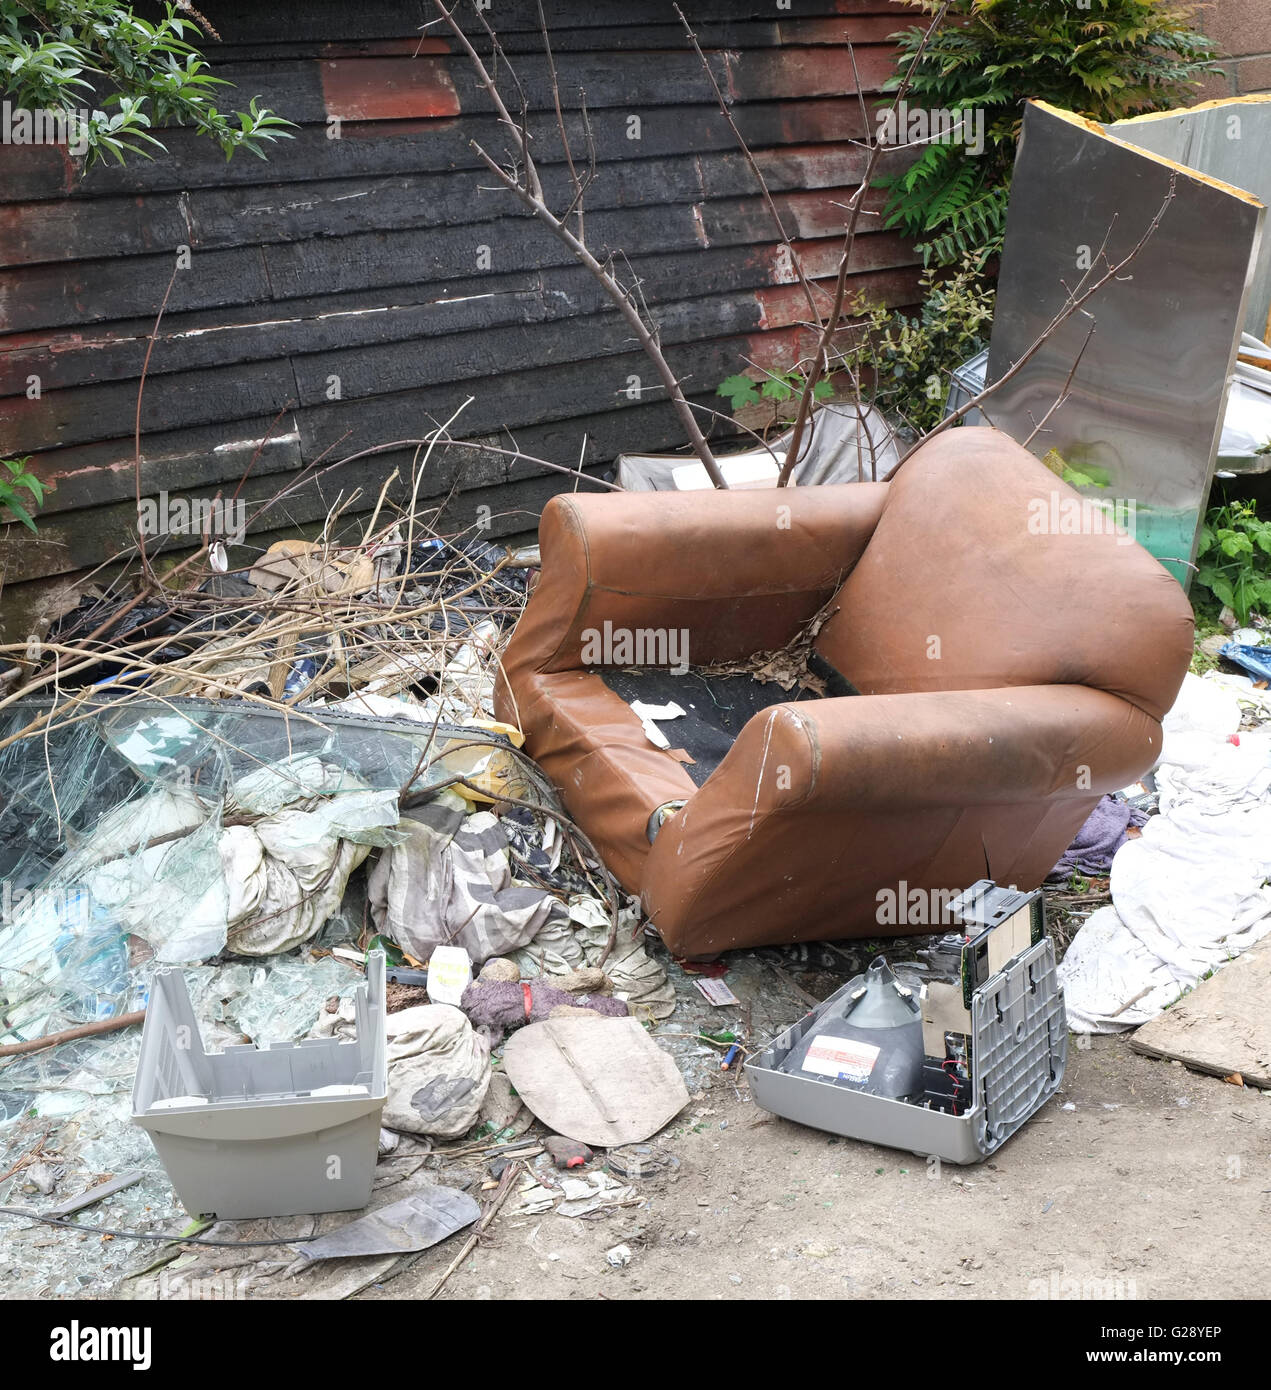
[1107,96,1271,344]
[984,101,1264,585]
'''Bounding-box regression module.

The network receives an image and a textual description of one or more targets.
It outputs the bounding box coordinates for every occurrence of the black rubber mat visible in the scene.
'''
[601,667,820,787]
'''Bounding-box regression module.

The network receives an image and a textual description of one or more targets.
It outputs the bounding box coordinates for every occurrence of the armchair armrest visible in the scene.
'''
[500,483,888,685]
[642,684,1162,956]
[763,684,1162,810]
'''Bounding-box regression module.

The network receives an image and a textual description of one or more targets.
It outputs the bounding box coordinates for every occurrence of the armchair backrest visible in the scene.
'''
[812,427,1194,723]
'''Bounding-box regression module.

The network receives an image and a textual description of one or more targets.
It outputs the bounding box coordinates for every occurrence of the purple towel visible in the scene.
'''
[459,979,628,1044]
[1047,794,1146,883]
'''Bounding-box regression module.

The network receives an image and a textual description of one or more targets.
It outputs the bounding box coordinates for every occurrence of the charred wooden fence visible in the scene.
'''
[0,0,921,632]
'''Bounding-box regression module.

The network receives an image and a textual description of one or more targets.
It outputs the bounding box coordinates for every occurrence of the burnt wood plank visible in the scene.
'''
[6,98,882,201]
[290,291,917,461]
[0,231,918,395]
[260,184,892,300]
[0,179,895,332]
[171,44,892,129]
[1,358,298,455]
[14,416,306,515]
[4,261,918,451]
[0,246,271,336]
[210,15,905,61]
[185,0,911,44]
[0,144,875,267]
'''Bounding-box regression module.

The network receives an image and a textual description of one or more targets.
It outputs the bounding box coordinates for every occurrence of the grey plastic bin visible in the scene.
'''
[745,938,1066,1165]
[132,952,387,1219]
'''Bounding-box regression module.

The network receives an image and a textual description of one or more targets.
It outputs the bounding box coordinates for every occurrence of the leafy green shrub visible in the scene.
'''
[879,0,1217,269]
[841,258,995,433]
[0,458,47,532]
[1195,500,1271,625]
[0,1,293,164]
[716,261,993,436]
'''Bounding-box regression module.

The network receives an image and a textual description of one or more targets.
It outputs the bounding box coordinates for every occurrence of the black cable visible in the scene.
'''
[0,1206,308,1246]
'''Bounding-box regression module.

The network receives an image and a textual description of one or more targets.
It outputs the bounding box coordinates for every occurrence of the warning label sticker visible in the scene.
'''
[800,1034,881,1082]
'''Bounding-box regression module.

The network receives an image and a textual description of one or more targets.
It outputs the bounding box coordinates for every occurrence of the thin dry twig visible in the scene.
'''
[426,1157,521,1300]
[431,0,727,488]
[675,3,822,330]
[777,5,950,485]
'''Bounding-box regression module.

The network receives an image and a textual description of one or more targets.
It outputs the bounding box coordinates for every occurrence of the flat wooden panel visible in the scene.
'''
[1131,947,1271,1088]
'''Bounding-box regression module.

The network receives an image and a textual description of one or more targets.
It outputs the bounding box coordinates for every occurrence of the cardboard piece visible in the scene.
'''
[988,906,1032,975]
[1130,948,1271,1088]
[502,1016,689,1146]
[694,977,740,1007]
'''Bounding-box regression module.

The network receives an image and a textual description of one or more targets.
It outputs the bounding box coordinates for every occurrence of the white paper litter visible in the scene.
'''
[1060,673,1271,1032]
[556,1171,636,1217]
[629,701,686,750]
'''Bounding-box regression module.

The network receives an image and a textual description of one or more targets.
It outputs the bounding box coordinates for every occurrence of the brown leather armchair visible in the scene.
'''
[494,428,1194,957]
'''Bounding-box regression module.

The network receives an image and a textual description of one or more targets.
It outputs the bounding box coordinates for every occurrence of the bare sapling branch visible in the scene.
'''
[432,0,728,487]
[776,4,949,485]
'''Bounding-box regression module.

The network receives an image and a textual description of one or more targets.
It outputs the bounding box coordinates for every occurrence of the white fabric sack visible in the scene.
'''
[381,1004,491,1139]
[1061,674,1271,1032]
[368,803,565,966]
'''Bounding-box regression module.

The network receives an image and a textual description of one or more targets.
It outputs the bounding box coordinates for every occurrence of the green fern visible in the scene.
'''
[920,183,1010,269]
[878,1,1218,270]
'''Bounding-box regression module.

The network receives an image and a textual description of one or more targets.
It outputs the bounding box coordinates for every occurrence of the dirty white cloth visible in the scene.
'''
[510,910,589,976]
[368,802,565,966]
[72,766,401,962]
[313,1000,490,1138]
[380,1005,489,1139]
[384,1004,490,1139]
[220,821,371,957]
[1061,673,1271,1031]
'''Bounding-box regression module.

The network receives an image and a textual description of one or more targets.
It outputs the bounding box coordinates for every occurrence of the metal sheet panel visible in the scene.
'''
[984,101,1264,585]
[1107,96,1271,343]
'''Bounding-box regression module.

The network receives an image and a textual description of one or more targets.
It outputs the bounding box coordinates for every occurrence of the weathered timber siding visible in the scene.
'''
[0,0,921,631]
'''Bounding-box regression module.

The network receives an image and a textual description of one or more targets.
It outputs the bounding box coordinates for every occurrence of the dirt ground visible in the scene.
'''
[367,1035,1271,1302]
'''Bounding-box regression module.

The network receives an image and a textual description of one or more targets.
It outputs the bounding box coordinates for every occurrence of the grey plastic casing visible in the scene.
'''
[745,938,1067,1165]
[131,952,387,1219]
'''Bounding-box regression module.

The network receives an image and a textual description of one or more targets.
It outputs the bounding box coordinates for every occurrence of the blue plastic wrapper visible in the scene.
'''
[1220,642,1271,683]
[282,655,321,700]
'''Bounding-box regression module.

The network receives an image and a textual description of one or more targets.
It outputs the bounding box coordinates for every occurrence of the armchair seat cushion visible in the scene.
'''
[600,667,821,787]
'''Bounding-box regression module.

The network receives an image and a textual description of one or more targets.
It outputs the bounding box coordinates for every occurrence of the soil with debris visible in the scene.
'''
[365,1037,1269,1301]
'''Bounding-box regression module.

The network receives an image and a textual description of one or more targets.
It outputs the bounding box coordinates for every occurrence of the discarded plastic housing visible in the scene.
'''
[131,952,387,1219]
[746,938,1066,1165]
